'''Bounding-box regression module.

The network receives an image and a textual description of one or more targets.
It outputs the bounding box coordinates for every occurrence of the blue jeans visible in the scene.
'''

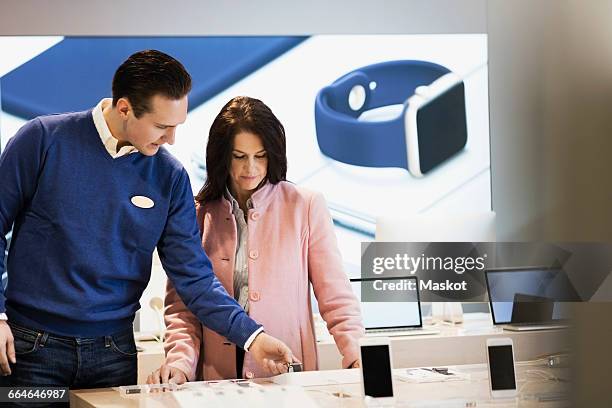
[0,322,137,407]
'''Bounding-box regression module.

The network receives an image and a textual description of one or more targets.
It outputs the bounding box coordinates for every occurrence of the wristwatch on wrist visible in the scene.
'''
[314,60,468,177]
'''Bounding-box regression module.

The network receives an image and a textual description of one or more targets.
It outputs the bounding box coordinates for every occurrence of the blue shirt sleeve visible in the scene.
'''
[0,119,46,314]
[156,168,261,348]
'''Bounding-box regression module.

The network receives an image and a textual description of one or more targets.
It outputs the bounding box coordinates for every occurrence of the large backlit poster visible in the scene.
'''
[1,35,490,277]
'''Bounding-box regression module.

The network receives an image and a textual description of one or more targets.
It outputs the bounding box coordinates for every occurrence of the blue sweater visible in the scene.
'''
[0,110,260,345]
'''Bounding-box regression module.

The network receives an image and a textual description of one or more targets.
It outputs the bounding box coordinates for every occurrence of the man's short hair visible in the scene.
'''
[112,49,192,118]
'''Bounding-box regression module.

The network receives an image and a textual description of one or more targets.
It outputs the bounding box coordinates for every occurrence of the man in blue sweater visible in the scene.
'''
[0,50,294,390]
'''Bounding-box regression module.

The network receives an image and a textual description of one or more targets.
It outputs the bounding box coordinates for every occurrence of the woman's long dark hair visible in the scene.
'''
[195,96,287,206]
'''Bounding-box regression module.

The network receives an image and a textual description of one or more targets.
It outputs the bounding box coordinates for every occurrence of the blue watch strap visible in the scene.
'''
[314,60,450,169]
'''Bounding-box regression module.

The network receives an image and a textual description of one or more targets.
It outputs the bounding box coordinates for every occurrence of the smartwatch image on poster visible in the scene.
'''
[314,60,468,177]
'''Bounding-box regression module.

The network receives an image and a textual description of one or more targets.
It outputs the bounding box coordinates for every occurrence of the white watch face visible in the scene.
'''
[404,73,468,176]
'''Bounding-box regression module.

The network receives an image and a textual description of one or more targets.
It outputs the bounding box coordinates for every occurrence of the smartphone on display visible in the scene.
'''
[486,337,517,398]
[359,337,395,404]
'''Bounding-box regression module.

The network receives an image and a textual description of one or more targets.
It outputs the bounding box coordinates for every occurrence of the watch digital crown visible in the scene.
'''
[314,60,468,177]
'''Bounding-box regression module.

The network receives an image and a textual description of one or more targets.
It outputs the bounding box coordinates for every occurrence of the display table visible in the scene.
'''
[71,363,570,407]
[84,314,572,406]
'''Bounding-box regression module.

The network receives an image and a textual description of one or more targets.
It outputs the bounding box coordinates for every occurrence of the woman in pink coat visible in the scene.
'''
[148,96,364,384]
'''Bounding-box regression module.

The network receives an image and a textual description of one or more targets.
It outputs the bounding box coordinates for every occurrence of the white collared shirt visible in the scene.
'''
[223,187,265,351]
[92,98,138,158]
[225,187,253,314]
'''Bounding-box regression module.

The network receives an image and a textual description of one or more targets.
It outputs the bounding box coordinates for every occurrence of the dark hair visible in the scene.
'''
[112,49,192,118]
[195,96,287,206]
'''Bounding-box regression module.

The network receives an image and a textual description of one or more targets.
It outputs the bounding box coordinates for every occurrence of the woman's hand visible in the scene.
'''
[350,360,361,369]
[146,364,188,385]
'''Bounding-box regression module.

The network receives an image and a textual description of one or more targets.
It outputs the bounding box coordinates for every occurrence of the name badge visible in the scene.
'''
[131,195,155,209]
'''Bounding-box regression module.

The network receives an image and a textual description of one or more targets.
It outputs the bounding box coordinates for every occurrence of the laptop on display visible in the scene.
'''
[486,267,580,331]
[351,277,440,337]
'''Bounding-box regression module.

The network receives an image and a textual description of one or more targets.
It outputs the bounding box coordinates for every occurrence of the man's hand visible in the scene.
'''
[146,364,188,385]
[248,332,297,375]
[0,321,15,376]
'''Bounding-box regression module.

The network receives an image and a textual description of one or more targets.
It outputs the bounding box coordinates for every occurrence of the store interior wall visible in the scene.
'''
[488,0,612,242]
[488,1,612,405]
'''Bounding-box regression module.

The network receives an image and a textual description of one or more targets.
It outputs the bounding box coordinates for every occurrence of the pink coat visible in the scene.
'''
[163,181,364,380]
